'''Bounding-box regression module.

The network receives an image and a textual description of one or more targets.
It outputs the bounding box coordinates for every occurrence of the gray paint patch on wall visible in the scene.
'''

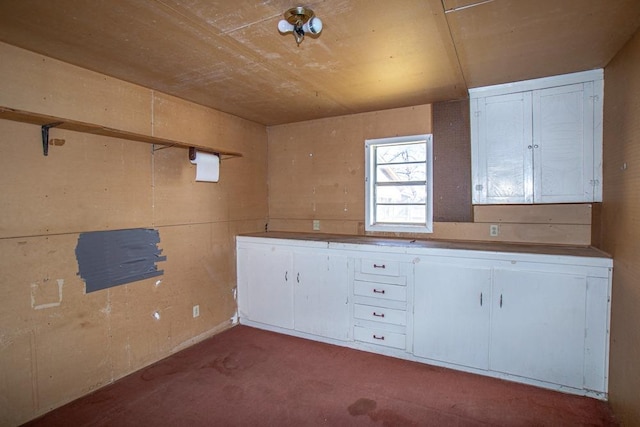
[76,228,166,293]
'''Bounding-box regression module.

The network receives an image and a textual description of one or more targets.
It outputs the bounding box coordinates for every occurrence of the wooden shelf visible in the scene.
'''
[0,106,243,158]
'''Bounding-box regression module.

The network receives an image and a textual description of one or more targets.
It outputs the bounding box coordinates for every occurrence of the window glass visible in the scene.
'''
[365,134,433,233]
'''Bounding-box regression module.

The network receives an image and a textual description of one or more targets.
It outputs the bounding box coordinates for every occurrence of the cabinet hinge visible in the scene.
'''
[590,179,600,187]
[590,95,600,103]
[475,184,483,191]
[474,111,481,117]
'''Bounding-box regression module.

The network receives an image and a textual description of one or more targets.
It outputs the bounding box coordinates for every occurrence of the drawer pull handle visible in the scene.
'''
[373,334,385,340]
[373,264,386,269]
[373,289,386,294]
[372,312,385,318]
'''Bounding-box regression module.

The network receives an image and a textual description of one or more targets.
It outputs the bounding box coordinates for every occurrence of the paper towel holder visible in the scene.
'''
[189,147,220,161]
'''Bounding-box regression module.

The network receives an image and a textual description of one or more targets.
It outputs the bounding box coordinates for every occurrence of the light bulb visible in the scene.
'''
[278,20,294,34]
[302,16,323,35]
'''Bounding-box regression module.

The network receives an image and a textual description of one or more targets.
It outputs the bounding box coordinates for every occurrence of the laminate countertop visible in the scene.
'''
[239,231,612,260]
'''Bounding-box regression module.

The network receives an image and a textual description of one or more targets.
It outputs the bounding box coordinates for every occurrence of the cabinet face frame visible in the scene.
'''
[469,69,603,205]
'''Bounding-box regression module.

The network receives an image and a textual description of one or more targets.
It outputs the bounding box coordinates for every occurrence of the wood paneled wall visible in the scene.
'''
[267,103,592,245]
[267,105,433,235]
[0,42,268,426]
[601,28,640,426]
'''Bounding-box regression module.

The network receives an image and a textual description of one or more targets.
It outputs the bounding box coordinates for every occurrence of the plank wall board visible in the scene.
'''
[0,121,153,239]
[152,146,230,226]
[473,204,593,225]
[267,219,362,235]
[601,27,640,426]
[0,44,268,426]
[0,233,113,418]
[267,220,591,246]
[0,42,151,135]
[152,92,254,154]
[374,222,591,246]
[591,203,602,248]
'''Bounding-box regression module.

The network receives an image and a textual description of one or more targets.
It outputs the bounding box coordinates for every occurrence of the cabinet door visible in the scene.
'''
[244,245,294,329]
[294,253,350,341]
[473,92,533,204]
[490,268,587,388]
[414,261,492,370]
[533,82,594,203]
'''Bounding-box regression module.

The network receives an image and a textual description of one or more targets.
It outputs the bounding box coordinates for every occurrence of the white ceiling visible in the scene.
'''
[0,0,639,125]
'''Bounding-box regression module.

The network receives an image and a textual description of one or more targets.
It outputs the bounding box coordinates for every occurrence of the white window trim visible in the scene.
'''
[365,134,433,234]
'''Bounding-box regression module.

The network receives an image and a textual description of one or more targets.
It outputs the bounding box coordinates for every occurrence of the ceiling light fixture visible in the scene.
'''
[278,6,322,46]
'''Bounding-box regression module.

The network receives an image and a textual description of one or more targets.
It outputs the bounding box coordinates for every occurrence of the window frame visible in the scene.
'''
[365,134,433,234]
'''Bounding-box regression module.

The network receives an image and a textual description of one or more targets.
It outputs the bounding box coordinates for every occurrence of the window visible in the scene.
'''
[365,134,433,233]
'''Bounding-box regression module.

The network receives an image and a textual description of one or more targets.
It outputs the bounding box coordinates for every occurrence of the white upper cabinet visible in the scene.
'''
[470,70,603,204]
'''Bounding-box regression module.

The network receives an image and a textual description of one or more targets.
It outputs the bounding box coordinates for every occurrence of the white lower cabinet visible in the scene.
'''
[413,256,611,397]
[490,268,588,388]
[293,252,350,340]
[237,241,350,341]
[239,243,294,329]
[413,261,492,370]
[237,235,612,399]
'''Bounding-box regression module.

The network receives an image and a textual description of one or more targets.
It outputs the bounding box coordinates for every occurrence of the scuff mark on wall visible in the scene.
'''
[30,279,64,310]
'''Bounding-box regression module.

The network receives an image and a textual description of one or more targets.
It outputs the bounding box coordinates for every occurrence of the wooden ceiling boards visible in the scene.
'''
[0,0,638,125]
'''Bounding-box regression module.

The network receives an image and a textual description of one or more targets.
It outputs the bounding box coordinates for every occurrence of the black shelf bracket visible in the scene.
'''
[41,122,62,156]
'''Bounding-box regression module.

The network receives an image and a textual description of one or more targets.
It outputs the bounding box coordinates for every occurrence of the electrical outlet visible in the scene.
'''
[489,224,499,237]
[193,305,200,318]
[313,220,320,231]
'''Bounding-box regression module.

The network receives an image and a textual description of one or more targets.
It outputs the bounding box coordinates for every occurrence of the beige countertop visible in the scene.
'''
[239,231,612,259]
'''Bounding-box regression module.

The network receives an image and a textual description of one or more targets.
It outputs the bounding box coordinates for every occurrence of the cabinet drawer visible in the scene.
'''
[360,259,400,276]
[354,326,406,350]
[354,281,406,302]
[354,304,407,326]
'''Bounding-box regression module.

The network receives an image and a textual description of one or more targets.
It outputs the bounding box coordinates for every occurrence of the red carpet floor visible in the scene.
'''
[24,325,617,426]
